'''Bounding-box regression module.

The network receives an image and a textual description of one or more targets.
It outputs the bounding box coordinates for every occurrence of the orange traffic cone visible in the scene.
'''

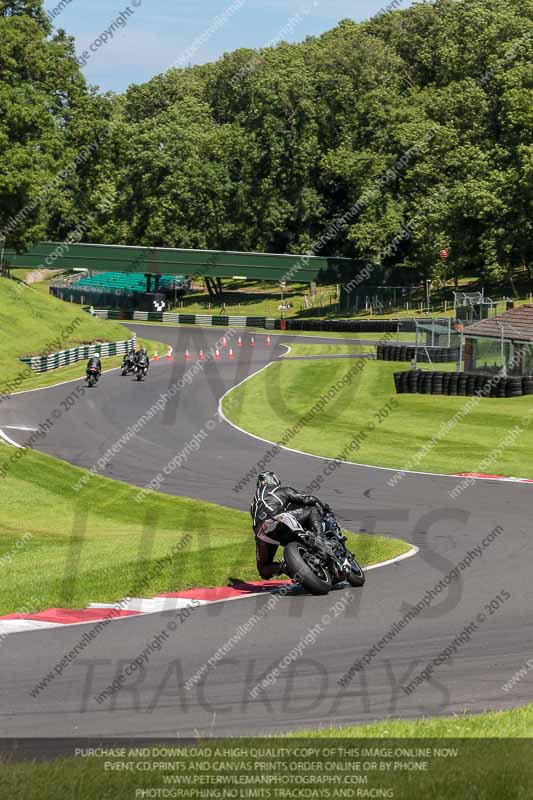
[228,348,234,359]
[249,336,255,347]
[215,348,221,360]
[153,351,159,361]
[199,349,205,361]
[266,335,272,346]
[184,349,191,361]
[237,336,243,347]
[166,349,173,361]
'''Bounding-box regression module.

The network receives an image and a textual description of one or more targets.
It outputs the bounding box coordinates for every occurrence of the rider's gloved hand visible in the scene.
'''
[322,503,331,513]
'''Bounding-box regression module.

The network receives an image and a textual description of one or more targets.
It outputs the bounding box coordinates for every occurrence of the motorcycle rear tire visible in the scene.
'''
[284,541,332,595]
[136,372,143,381]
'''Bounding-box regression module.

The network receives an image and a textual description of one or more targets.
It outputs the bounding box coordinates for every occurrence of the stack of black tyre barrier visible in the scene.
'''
[377,344,460,363]
[283,318,419,333]
[394,371,533,398]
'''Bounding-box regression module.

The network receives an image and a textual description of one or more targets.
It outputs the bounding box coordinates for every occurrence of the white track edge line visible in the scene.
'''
[0,428,23,448]
[364,544,419,570]
[3,426,38,431]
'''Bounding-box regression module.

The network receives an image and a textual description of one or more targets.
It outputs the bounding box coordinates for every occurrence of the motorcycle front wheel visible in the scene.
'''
[284,541,332,595]
[346,556,365,587]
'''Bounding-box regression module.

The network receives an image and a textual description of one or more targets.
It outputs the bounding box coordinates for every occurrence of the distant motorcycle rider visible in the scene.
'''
[122,346,136,371]
[134,347,150,370]
[251,471,330,579]
[86,351,102,380]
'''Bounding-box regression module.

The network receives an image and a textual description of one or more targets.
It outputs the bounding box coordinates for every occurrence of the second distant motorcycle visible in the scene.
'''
[135,359,148,381]
[121,353,136,376]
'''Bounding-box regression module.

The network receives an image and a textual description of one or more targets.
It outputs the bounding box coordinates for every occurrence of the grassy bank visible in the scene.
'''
[0,444,408,615]
[222,358,533,478]
[175,280,338,318]
[0,277,166,394]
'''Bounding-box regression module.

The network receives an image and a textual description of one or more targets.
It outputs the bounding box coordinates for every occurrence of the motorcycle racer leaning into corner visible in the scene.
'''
[251,471,330,579]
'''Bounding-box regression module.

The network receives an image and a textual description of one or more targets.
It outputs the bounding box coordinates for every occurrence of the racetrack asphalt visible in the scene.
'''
[0,324,532,738]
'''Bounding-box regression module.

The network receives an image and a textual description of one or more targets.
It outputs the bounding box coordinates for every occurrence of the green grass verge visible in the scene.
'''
[222,358,533,478]
[0,277,166,393]
[283,343,376,357]
[0,443,409,615]
[295,704,533,737]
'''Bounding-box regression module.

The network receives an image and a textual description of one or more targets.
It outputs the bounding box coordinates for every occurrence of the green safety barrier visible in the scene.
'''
[19,336,137,373]
[89,309,273,328]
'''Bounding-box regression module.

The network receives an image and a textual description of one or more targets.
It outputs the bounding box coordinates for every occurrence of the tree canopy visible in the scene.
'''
[1,0,532,291]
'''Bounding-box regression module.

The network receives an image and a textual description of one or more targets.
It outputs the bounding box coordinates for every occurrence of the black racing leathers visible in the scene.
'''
[86,356,101,376]
[134,352,150,370]
[251,485,325,579]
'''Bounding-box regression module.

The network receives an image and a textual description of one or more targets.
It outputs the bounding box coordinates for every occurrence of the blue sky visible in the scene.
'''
[44,0,414,93]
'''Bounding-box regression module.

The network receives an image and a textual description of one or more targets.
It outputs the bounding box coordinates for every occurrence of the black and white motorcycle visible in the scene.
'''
[135,357,148,381]
[260,509,365,595]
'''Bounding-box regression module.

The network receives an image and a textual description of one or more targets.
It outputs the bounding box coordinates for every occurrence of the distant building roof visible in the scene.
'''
[464,305,533,342]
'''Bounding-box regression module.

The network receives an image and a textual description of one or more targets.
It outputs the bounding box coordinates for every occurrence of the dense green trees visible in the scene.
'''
[0,0,94,249]
[1,0,532,291]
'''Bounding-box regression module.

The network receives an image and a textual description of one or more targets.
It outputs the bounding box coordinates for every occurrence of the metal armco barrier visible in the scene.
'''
[89,309,277,328]
[377,344,460,363]
[394,370,533,398]
[19,336,137,373]
[88,309,437,334]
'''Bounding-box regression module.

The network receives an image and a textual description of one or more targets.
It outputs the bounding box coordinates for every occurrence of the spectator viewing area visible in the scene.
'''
[74,271,189,293]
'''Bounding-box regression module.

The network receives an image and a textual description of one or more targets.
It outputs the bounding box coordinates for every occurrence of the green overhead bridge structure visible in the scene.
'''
[3,242,361,290]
